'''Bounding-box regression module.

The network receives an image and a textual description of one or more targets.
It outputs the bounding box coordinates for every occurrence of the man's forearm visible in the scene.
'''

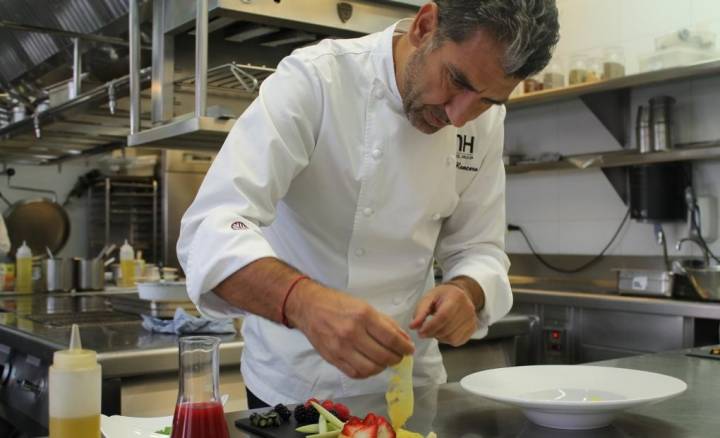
[445,275,485,310]
[214,257,309,324]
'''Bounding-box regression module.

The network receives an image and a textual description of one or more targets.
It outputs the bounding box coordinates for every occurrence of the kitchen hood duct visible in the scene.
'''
[127,0,418,150]
[0,0,142,87]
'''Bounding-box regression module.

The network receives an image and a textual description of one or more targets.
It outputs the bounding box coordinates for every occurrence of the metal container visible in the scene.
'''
[616,269,674,297]
[74,258,105,291]
[681,266,720,301]
[649,96,676,152]
[636,104,652,153]
[44,258,74,292]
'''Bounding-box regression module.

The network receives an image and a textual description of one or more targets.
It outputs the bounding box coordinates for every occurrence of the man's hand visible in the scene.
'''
[410,283,479,347]
[285,282,415,379]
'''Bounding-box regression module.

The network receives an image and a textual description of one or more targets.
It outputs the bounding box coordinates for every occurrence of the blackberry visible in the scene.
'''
[293,404,319,425]
[273,403,292,422]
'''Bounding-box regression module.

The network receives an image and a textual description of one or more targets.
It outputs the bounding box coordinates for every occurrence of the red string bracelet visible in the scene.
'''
[281,275,309,328]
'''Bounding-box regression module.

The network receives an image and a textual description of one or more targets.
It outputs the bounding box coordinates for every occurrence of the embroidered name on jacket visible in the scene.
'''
[456,134,479,172]
[231,220,249,230]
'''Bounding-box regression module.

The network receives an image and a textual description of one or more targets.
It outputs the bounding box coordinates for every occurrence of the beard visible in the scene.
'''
[399,44,450,134]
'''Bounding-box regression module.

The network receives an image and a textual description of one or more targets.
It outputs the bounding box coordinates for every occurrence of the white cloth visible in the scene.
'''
[177,22,512,405]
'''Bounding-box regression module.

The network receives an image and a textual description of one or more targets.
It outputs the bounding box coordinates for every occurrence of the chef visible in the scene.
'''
[178,0,559,408]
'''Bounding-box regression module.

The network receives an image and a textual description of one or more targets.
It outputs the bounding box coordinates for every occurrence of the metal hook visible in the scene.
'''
[230,63,260,94]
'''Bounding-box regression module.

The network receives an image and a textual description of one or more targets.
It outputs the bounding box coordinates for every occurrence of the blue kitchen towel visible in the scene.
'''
[141,308,237,335]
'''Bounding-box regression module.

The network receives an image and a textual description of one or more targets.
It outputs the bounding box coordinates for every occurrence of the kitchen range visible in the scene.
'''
[0,291,243,436]
[0,1,720,438]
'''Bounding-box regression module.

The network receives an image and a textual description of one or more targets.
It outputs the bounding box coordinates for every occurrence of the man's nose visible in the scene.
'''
[444,92,485,128]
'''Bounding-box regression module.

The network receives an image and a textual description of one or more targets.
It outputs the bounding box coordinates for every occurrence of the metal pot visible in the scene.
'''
[44,258,74,292]
[74,258,105,291]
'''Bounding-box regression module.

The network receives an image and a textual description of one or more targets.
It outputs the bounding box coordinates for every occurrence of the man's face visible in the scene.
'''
[400,29,521,134]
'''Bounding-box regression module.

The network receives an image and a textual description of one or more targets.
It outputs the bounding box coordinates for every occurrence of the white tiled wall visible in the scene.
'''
[505,2,720,258]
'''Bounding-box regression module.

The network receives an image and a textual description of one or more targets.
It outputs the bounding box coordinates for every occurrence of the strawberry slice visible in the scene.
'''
[341,417,365,437]
[321,399,335,411]
[376,416,396,438]
[341,413,395,438]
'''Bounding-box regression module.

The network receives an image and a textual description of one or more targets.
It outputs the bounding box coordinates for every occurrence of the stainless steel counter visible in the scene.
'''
[226,346,720,437]
[0,293,243,378]
[513,287,720,319]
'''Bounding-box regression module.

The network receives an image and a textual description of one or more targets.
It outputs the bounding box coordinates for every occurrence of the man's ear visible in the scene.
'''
[408,2,439,49]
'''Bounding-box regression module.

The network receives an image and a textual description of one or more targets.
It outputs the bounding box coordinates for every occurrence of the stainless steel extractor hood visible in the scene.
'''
[127,0,418,150]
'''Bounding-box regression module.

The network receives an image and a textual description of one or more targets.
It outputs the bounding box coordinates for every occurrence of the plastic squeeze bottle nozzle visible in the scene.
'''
[49,324,102,438]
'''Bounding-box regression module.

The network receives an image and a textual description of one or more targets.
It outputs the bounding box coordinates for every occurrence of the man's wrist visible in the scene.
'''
[445,276,485,310]
[284,279,323,328]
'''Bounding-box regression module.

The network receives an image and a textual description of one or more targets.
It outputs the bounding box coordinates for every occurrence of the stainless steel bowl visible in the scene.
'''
[685,266,720,301]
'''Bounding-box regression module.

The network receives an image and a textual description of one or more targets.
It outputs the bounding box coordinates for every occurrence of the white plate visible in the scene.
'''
[460,365,687,430]
[101,415,172,438]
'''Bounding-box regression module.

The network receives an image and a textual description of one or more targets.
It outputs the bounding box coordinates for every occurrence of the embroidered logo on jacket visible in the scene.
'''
[231,221,249,231]
[456,134,479,172]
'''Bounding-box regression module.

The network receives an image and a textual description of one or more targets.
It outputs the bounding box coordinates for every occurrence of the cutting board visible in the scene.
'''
[233,415,311,438]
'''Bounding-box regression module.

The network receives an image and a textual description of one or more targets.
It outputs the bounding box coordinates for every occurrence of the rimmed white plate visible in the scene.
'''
[460,365,687,430]
[101,415,173,438]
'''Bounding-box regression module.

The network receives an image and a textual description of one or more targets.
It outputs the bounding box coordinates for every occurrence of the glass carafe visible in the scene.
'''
[171,336,229,438]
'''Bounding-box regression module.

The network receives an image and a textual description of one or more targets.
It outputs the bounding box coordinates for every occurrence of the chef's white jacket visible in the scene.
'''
[177,21,512,405]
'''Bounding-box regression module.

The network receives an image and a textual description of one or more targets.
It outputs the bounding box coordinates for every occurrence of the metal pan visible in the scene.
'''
[3,197,70,259]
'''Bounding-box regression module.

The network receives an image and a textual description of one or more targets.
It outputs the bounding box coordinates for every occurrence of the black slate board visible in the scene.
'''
[234,416,308,438]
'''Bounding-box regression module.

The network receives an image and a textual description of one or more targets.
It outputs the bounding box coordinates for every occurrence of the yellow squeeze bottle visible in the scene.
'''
[119,239,135,288]
[49,324,101,438]
[15,241,32,293]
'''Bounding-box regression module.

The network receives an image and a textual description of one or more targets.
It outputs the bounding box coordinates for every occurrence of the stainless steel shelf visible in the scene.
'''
[0,68,152,163]
[127,115,235,149]
[506,141,720,175]
[507,58,720,109]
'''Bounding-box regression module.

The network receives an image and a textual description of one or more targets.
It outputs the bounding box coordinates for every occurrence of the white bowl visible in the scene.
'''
[137,281,190,302]
[460,365,686,430]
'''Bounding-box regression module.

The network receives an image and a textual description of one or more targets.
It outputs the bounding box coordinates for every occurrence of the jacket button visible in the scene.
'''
[373,88,384,99]
[371,149,383,159]
[446,155,456,166]
[392,296,403,305]
[417,257,427,266]
[355,248,366,257]
[362,207,374,217]
[432,213,441,221]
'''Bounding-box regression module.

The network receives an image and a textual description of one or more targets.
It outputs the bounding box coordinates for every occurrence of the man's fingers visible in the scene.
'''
[435,313,465,341]
[367,315,415,357]
[355,330,404,368]
[410,294,436,329]
[418,300,453,337]
[340,348,385,378]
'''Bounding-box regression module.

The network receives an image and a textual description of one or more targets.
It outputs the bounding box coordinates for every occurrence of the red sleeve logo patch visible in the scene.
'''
[231,220,249,230]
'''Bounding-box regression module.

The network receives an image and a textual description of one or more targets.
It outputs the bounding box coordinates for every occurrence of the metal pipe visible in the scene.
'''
[0,19,151,49]
[129,0,141,135]
[72,38,81,99]
[195,0,208,118]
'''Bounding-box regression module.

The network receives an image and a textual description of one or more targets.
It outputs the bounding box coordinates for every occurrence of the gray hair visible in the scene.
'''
[434,0,560,78]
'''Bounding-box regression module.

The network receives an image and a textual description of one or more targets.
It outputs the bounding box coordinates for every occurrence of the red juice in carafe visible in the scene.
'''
[171,401,229,438]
